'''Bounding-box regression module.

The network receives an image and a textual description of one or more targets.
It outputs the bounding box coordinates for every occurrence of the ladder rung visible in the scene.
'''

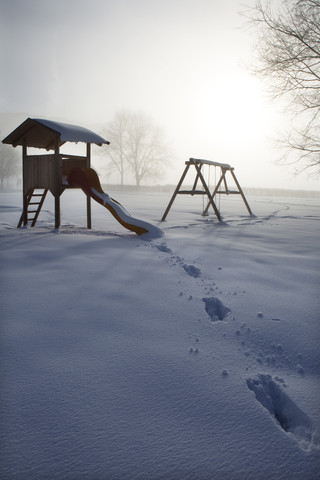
[18,188,48,228]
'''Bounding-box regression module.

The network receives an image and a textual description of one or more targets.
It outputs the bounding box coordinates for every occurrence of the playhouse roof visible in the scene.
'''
[2,118,110,150]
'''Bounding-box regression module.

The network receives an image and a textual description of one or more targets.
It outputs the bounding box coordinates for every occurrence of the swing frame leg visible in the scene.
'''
[230,169,253,216]
[161,163,191,221]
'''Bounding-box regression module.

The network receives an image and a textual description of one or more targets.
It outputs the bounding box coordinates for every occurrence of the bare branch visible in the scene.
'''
[245,0,320,174]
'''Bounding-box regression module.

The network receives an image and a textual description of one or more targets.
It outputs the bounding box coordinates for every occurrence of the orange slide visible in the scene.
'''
[67,167,152,235]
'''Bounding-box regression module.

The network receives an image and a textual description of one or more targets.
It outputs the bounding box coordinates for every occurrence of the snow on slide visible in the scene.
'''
[67,167,163,237]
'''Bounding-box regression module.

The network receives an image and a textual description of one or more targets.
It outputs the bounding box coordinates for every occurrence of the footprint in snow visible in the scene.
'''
[183,264,201,278]
[247,374,319,451]
[155,243,172,254]
[203,296,231,321]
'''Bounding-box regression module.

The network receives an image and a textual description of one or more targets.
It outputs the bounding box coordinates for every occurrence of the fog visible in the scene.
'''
[1,0,319,190]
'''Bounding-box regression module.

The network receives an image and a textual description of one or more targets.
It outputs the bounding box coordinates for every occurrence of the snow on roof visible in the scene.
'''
[33,118,109,145]
[2,117,110,150]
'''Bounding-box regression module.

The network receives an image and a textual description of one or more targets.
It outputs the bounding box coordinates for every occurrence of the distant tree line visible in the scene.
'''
[101,111,170,187]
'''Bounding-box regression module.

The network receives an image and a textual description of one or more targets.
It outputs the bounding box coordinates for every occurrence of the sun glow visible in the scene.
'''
[187,69,274,147]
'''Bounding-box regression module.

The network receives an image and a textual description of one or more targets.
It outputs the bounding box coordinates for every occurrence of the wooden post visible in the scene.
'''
[54,137,60,229]
[86,143,92,229]
[22,140,27,226]
[222,167,228,192]
[191,162,203,192]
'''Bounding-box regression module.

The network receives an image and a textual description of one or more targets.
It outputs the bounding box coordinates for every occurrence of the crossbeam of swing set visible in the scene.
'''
[161,157,253,222]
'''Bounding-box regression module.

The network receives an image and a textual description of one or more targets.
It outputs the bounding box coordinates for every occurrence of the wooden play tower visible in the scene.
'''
[2,118,109,228]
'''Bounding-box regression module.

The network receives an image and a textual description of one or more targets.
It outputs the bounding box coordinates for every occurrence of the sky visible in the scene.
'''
[1,0,319,190]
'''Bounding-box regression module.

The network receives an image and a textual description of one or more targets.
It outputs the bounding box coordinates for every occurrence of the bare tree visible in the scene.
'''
[246,0,320,174]
[125,112,169,187]
[0,141,20,190]
[102,111,169,187]
[101,111,128,186]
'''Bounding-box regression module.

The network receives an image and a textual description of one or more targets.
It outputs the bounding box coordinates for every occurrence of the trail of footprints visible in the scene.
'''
[155,242,230,321]
[152,241,319,451]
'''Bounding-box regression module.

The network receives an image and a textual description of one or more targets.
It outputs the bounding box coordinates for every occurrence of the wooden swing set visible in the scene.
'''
[161,158,253,222]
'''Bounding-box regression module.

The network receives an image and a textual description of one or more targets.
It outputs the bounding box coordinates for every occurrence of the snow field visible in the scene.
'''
[1,189,319,479]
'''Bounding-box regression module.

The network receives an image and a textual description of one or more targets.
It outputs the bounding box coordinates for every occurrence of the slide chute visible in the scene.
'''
[67,167,161,236]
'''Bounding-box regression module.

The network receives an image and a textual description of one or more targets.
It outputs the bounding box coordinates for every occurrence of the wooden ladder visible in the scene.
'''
[17,189,48,227]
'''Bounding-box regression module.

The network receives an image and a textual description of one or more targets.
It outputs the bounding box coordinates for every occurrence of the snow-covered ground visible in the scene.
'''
[1,188,320,480]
